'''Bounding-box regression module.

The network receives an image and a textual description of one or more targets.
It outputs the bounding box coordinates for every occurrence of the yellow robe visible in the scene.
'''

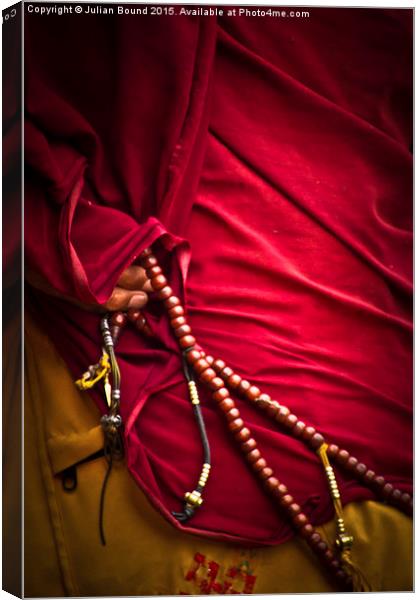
[23,315,412,596]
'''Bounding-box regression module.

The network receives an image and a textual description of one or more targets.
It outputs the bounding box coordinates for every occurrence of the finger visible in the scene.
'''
[104,287,148,311]
[117,265,150,291]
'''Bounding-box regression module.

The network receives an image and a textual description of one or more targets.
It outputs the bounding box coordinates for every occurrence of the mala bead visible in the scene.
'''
[401,492,412,506]
[209,377,224,391]
[111,312,127,327]
[206,355,214,365]
[382,483,394,498]
[300,523,314,539]
[141,255,158,269]
[264,476,280,492]
[363,469,376,483]
[252,458,268,472]
[246,449,261,463]
[327,444,339,457]
[284,414,298,428]
[164,295,181,309]
[156,286,173,300]
[213,388,230,402]
[279,494,294,508]
[150,274,168,291]
[128,308,142,322]
[293,513,308,528]
[213,359,226,371]
[179,335,196,349]
[391,489,402,502]
[293,421,306,437]
[145,265,162,278]
[235,428,251,443]
[225,408,241,422]
[168,304,184,319]
[265,402,281,418]
[355,463,367,477]
[259,467,274,480]
[170,316,187,329]
[308,532,322,546]
[309,433,325,449]
[229,418,245,433]
[227,374,242,389]
[174,324,192,338]
[337,449,349,465]
[287,503,301,516]
[346,456,358,470]
[218,398,235,412]
[313,540,328,554]
[140,247,153,257]
[238,379,251,394]
[246,385,261,401]
[221,366,234,378]
[276,406,290,422]
[193,358,211,374]
[200,368,217,383]
[302,426,316,441]
[186,349,202,364]
[241,438,257,453]
[373,475,385,488]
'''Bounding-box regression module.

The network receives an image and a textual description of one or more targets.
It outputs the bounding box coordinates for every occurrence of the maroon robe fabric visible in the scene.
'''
[25,8,412,545]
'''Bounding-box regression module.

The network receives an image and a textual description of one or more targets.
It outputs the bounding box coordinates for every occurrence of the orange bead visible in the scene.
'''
[213,388,230,402]
[179,335,196,349]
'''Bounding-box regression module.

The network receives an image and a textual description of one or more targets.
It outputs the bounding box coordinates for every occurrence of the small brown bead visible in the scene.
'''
[373,475,385,488]
[213,388,230,402]
[241,438,257,453]
[279,494,294,508]
[337,450,350,465]
[314,540,328,554]
[265,403,280,418]
[246,449,261,463]
[364,469,376,483]
[346,456,358,469]
[221,366,234,378]
[238,379,251,394]
[284,414,298,428]
[174,324,192,338]
[330,559,341,571]
[277,483,288,496]
[225,408,241,422]
[382,483,394,498]
[128,308,142,322]
[227,374,242,389]
[218,398,235,412]
[323,549,335,563]
[391,489,402,502]
[141,255,158,269]
[302,426,316,441]
[164,295,181,309]
[229,418,245,433]
[179,335,196,349]
[213,359,226,371]
[309,532,321,546]
[247,385,261,400]
[300,523,314,539]
[186,349,201,364]
[293,513,308,528]
[170,316,187,329]
[206,356,214,365]
[258,393,272,403]
[264,476,280,492]
[145,265,162,278]
[309,433,325,449]
[276,406,291,421]
[156,285,173,300]
[168,305,184,319]
[140,247,153,258]
[259,467,273,480]
[193,358,210,374]
[135,316,147,330]
[200,368,217,383]
[355,463,367,477]
[209,377,224,391]
[150,274,167,290]
[111,312,127,327]
[327,444,339,457]
[252,458,268,472]
[401,492,412,505]
[293,421,306,436]
[288,503,301,516]
[235,428,251,443]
